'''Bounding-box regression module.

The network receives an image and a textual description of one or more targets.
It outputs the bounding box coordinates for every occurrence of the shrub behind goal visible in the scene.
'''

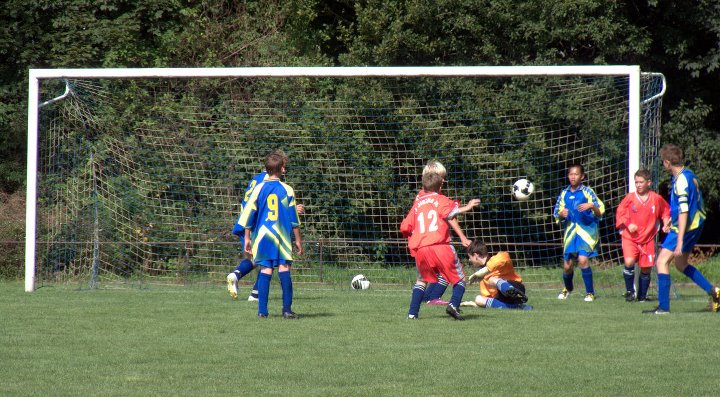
[26,67,665,291]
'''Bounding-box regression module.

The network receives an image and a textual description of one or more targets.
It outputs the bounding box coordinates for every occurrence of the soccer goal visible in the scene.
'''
[26,66,665,292]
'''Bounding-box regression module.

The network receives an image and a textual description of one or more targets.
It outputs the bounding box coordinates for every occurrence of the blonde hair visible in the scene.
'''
[422,160,446,178]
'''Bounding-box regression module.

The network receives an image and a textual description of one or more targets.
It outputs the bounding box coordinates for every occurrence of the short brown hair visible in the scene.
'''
[659,144,683,166]
[264,150,286,175]
[422,172,443,193]
[634,169,652,181]
[466,240,488,258]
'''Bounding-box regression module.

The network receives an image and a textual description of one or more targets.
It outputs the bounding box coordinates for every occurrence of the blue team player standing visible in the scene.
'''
[238,150,303,318]
[643,144,720,314]
[227,150,303,302]
[553,164,605,302]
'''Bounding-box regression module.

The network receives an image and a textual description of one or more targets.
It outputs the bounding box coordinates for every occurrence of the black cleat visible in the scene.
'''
[446,304,465,321]
[282,311,299,319]
[624,291,636,302]
[505,287,528,303]
[642,306,669,315]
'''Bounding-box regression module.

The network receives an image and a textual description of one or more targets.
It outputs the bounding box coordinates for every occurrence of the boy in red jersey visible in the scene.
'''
[401,172,480,320]
[615,169,671,302]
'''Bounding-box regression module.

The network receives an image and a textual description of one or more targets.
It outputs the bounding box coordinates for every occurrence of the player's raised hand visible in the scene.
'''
[467,198,481,208]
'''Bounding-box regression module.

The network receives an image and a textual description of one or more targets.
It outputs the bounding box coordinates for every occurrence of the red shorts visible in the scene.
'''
[621,238,656,268]
[414,244,465,285]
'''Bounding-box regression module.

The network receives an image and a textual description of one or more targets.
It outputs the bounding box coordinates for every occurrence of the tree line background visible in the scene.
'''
[1,0,719,277]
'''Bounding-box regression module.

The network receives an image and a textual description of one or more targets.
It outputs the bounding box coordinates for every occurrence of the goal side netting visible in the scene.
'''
[26,67,664,291]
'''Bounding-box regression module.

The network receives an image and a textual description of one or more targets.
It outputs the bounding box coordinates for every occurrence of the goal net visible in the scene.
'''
[26,67,665,292]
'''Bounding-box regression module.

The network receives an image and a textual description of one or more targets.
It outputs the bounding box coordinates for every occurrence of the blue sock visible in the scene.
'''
[657,273,671,311]
[487,298,520,309]
[251,275,259,296]
[562,271,574,292]
[233,258,254,278]
[623,266,635,293]
[682,265,714,295]
[408,284,426,317]
[426,277,449,300]
[581,267,594,294]
[278,270,293,313]
[422,283,437,302]
[449,281,465,308]
[257,272,272,316]
[638,273,651,300]
[496,279,513,295]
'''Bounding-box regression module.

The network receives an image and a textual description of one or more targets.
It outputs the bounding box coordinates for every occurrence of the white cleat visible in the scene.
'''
[226,273,238,300]
[247,295,259,302]
[584,293,595,302]
[557,288,570,300]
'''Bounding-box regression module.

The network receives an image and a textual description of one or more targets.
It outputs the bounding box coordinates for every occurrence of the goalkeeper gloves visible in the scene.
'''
[467,267,489,285]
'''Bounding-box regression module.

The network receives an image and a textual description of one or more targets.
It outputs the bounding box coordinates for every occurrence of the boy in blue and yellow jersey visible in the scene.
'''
[238,151,303,318]
[227,170,268,301]
[642,144,720,314]
[553,164,605,302]
[227,152,304,302]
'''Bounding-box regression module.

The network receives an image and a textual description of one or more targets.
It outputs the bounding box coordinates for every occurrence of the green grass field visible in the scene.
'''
[1,275,719,396]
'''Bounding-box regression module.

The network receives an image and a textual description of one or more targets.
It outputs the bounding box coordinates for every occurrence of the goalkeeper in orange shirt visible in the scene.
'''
[461,240,531,310]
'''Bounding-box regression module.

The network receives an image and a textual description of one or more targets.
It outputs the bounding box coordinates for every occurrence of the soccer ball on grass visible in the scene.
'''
[512,179,535,201]
[351,274,370,290]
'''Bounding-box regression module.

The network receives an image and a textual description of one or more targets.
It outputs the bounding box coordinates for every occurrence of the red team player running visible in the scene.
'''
[401,172,480,320]
[615,169,670,302]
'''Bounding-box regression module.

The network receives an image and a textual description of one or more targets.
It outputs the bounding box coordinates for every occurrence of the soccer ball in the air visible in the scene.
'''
[351,274,370,290]
[512,179,535,201]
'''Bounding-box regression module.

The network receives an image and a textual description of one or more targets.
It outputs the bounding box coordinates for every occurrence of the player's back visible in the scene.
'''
[401,191,457,251]
[240,179,300,262]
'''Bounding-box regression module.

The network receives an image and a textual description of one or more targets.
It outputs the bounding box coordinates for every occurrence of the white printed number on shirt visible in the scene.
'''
[417,210,439,234]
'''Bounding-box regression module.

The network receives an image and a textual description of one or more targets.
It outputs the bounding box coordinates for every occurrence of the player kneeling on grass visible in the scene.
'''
[461,240,531,310]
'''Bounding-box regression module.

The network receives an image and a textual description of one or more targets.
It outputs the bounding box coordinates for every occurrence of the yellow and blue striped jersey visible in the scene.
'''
[232,172,268,236]
[238,179,300,264]
[553,185,605,252]
[670,167,705,232]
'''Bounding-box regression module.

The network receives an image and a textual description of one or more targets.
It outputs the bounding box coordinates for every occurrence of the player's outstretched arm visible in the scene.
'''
[458,198,481,214]
[467,267,489,285]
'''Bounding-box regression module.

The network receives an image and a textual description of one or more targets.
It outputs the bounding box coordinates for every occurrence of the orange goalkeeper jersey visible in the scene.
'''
[479,251,523,298]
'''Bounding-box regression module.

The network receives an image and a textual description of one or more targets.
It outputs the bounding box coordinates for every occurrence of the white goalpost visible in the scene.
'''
[26,66,664,292]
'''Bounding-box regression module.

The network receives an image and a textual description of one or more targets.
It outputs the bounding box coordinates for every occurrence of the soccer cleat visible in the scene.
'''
[226,273,238,300]
[257,313,268,318]
[624,291,636,302]
[446,304,465,321]
[282,311,299,319]
[427,298,449,306]
[505,287,528,303]
[557,288,571,300]
[642,306,669,315]
[584,293,595,302]
[407,314,418,320]
[247,294,259,302]
[711,287,720,313]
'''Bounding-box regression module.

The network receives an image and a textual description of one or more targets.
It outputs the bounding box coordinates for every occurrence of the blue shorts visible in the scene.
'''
[661,226,703,253]
[563,249,598,261]
[256,259,293,268]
